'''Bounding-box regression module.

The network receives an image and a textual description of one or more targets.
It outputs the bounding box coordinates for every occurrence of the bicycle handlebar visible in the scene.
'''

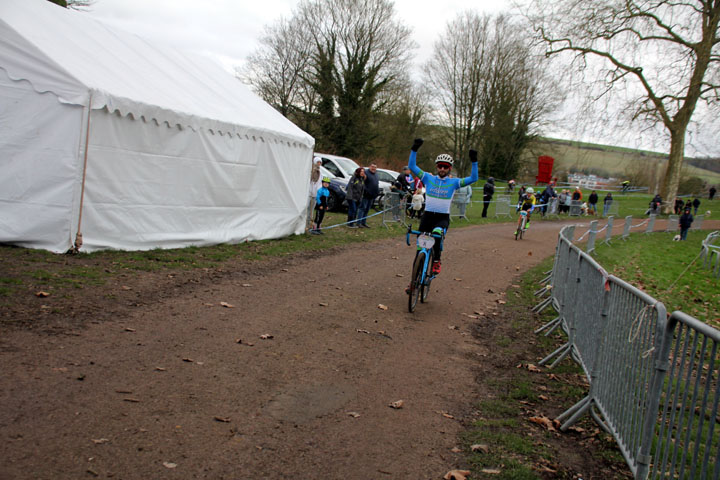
[405,225,445,246]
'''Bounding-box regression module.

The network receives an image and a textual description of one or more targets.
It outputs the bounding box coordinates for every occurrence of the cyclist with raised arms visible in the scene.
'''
[407,138,478,275]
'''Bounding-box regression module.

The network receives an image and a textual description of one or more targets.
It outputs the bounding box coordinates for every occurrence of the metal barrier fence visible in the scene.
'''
[450,190,471,221]
[666,215,679,232]
[494,195,512,218]
[382,192,407,227]
[700,231,720,278]
[534,224,720,479]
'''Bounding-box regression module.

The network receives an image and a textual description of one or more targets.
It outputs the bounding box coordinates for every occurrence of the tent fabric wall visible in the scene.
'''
[0,68,84,252]
[0,0,315,253]
[81,110,309,252]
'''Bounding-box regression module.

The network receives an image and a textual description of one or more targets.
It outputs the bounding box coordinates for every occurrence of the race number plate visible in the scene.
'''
[417,235,435,249]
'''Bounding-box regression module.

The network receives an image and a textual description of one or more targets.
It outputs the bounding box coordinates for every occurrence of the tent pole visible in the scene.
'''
[73,93,92,253]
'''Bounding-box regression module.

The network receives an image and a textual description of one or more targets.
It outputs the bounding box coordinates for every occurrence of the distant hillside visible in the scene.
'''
[525,137,720,187]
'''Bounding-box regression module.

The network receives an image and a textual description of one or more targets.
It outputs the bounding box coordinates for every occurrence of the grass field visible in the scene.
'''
[591,230,720,329]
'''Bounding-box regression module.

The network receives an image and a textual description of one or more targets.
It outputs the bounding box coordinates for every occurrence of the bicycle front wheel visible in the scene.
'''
[408,250,426,312]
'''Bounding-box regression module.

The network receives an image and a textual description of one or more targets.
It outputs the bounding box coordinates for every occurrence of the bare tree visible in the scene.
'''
[423,11,490,175]
[245,0,416,158]
[242,18,312,119]
[525,0,720,212]
[424,12,557,177]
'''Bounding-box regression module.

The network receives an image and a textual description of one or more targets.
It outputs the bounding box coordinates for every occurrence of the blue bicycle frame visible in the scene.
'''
[406,226,445,311]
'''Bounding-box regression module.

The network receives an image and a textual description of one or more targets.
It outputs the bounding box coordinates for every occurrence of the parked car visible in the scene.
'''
[313,153,394,211]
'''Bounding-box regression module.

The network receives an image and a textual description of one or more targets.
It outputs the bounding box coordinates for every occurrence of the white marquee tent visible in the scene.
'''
[0,0,315,253]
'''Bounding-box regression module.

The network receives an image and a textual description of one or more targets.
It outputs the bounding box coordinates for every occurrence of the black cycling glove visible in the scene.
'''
[469,149,478,163]
[411,138,424,152]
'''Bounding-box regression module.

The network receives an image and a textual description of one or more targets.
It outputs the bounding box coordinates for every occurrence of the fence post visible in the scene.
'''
[645,214,656,233]
[666,215,679,232]
[604,216,614,245]
[587,220,598,254]
[622,215,632,240]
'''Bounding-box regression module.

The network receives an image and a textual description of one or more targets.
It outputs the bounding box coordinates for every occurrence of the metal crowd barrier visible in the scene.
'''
[666,215,679,232]
[450,190,471,221]
[569,200,582,216]
[700,231,720,278]
[695,214,705,230]
[382,191,406,227]
[494,195,512,218]
[534,225,720,479]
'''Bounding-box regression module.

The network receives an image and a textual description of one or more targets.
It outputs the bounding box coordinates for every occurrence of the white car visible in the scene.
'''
[314,153,394,210]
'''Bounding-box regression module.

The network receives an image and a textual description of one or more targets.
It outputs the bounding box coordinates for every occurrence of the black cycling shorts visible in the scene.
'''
[419,211,450,234]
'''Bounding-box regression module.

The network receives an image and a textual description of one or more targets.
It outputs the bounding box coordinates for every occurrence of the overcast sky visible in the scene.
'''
[82,0,718,158]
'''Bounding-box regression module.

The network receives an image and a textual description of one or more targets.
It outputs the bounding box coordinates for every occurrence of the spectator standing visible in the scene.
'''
[356,163,379,228]
[507,179,515,192]
[603,192,613,217]
[649,194,662,215]
[539,184,556,216]
[558,189,568,214]
[481,177,495,218]
[679,207,693,240]
[564,189,572,213]
[572,187,583,202]
[674,197,684,215]
[517,185,526,212]
[684,199,692,211]
[692,197,701,215]
[310,177,331,235]
[587,190,599,215]
[710,186,717,200]
[345,168,365,228]
[392,166,415,219]
[308,157,323,229]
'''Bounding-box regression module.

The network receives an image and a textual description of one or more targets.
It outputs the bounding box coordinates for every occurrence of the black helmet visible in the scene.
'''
[488,177,494,184]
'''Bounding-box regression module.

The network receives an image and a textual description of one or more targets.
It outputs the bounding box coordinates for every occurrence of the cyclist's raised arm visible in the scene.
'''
[459,149,479,187]
[408,138,425,180]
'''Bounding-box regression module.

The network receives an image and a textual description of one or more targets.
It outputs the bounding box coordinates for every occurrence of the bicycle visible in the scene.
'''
[515,210,529,240]
[405,225,444,312]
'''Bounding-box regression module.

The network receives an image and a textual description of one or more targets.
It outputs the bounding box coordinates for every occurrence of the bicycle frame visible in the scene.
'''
[406,226,445,311]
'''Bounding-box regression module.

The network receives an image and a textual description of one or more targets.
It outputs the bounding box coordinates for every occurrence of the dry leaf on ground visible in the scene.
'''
[241,283,252,287]
[162,462,177,469]
[388,400,404,409]
[35,291,50,297]
[347,411,361,418]
[481,468,501,474]
[526,364,542,373]
[377,304,388,310]
[319,302,328,307]
[219,302,234,308]
[91,438,109,444]
[529,415,559,431]
[443,469,471,480]
[259,334,274,340]
[213,416,230,423]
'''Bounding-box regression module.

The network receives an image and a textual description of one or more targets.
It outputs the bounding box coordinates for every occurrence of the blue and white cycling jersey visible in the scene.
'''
[408,151,478,214]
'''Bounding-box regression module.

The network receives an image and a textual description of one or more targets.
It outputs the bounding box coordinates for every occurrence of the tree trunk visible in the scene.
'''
[660,130,685,214]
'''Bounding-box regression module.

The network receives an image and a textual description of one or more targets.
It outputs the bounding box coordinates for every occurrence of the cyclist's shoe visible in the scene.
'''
[431,261,442,275]
[514,229,519,235]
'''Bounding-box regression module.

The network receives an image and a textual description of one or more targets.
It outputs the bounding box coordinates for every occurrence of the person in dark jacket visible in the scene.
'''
[603,192,613,217]
[481,177,495,218]
[679,207,693,240]
[538,185,556,216]
[674,197,684,215]
[356,163,379,228]
[345,168,366,227]
[587,190,598,215]
[692,197,701,215]
[710,186,717,201]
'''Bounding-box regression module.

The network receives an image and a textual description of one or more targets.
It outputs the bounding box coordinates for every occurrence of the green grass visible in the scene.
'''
[591,230,720,328]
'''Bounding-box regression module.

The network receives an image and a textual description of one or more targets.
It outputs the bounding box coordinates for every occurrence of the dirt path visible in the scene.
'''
[0,219,704,479]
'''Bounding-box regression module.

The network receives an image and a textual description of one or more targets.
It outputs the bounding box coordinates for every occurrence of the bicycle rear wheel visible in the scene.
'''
[421,249,433,303]
[408,250,426,312]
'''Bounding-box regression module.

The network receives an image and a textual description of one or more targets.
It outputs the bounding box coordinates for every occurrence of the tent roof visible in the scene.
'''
[0,0,313,148]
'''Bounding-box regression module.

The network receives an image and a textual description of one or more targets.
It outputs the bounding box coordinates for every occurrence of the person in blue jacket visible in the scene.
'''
[407,138,478,275]
[310,177,331,235]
